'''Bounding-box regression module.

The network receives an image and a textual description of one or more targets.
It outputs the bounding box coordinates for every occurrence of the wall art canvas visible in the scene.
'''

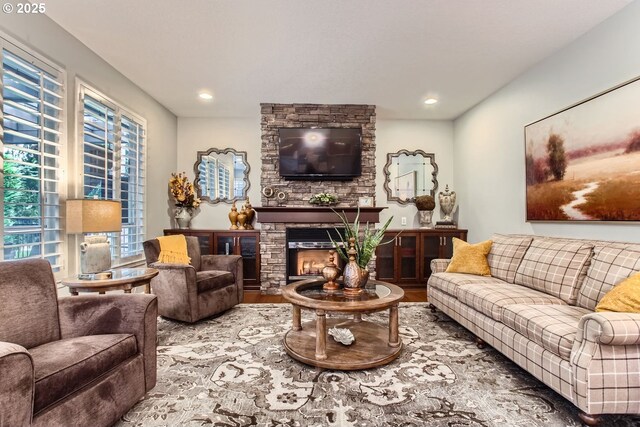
[525,77,640,222]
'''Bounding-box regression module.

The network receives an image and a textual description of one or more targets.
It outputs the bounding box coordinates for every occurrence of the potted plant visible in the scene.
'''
[169,172,201,228]
[414,194,435,228]
[309,192,339,206]
[328,208,397,292]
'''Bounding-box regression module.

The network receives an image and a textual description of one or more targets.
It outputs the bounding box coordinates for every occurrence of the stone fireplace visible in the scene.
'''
[259,103,376,292]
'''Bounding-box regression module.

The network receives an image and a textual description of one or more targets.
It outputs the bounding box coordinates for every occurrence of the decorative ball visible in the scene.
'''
[415,195,435,211]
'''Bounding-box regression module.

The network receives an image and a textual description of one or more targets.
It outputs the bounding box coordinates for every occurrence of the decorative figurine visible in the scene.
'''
[244,197,255,230]
[322,250,341,291]
[228,201,239,230]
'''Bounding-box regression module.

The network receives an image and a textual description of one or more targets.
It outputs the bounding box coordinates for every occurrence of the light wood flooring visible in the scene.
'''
[244,288,427,303]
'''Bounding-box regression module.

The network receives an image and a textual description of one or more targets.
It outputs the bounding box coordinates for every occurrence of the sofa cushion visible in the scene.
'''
[595,272,640,313]
[428,272,507,298]
[29,334,137,414]
[502,304,590,360]
[196,270,235,293]
[514,239,593,304]
[487,234,533,283]
[457,282,566,321]
[577,245,640,310]
[445,238,493,276]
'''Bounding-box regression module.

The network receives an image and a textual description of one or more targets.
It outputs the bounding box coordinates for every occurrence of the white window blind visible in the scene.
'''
[80,86,145,263]
[1,47,64,271]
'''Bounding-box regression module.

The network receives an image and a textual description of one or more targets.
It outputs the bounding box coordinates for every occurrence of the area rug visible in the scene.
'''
[117,303,638,426]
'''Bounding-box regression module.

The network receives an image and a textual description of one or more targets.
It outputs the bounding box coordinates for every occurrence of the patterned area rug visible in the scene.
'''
[117,303,638,426]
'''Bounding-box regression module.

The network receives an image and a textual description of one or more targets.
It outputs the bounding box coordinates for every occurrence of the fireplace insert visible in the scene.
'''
[286,228,345,283]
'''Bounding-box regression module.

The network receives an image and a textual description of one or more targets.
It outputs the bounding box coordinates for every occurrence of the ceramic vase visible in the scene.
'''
[418,210,434,228]
[237,207,247,230]
[322,250,341,291]
[342,238,364,296]
[175,207,192,229]
[228,201,239,230]
[438,184,457,222]
[244,197,255,230]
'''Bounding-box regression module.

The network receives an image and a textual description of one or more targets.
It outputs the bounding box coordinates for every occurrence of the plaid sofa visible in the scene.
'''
[427,234,640,419]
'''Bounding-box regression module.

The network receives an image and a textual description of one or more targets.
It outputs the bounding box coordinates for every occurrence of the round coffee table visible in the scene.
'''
[62,268,159,295]
[281,278,404,370]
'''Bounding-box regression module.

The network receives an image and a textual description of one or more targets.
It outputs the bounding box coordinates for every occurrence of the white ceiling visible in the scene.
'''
[45,0,631,119]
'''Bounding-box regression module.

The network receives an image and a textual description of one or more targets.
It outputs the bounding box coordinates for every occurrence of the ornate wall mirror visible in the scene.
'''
[194,148,250,203]
[383,149,438,205]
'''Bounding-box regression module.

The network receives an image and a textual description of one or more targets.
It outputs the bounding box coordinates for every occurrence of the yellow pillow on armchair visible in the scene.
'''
[596,273,640,313]
[445,238,493,276]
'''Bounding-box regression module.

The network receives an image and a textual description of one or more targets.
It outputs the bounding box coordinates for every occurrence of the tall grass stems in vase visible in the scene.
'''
[328,207,398,269]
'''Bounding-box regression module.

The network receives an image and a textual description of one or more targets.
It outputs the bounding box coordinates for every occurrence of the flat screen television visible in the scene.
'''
[278,128,362,180]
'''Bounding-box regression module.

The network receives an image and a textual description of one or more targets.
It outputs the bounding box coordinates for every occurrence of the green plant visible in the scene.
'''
[309,192,338,205]
[328,208,397,268]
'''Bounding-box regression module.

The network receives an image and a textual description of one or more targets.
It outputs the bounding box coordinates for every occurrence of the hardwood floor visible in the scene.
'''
[243,288,427,303]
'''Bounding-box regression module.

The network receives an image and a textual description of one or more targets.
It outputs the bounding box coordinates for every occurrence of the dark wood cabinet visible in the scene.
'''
[163,229,260,290]
[375,228,467,288]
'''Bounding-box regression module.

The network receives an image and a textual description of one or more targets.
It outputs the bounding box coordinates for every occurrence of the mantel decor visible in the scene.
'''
[309,192,338,206]
[525,75,640,222]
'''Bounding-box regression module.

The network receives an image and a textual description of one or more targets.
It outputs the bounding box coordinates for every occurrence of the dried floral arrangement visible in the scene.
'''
[309,192,339,206]
[169,172,201,209]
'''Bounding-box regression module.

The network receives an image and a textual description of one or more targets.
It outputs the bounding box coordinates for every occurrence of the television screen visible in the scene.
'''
[278,128,362,180]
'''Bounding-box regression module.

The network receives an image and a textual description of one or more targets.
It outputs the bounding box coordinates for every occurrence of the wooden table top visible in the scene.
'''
[62,268,159,289]
[281,278,404,312]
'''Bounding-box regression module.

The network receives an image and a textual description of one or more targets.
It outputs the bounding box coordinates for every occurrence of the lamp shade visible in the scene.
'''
[66,199,122,234]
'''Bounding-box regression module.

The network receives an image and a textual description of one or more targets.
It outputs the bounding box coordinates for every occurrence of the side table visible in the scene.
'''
[62,268,159,295]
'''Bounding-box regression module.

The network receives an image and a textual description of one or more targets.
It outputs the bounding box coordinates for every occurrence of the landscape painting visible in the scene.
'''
[525,77,640,222]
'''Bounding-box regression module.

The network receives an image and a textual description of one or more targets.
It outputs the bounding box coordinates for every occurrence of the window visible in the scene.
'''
[1,44,64,271]
[80,85,145,263]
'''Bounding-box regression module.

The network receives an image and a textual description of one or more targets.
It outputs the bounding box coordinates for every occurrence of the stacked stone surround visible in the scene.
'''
[259,103,376,292]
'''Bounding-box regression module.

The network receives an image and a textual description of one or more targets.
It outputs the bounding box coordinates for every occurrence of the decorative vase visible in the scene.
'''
[438,184,457,222]
[322,250,341,291]
[175,207,192,229]
[418,210,434,228]
[237,207,247,230]
[342,238,363,296]
[228,201,239,230]
[360,268,370,288]
[244,197,255,230]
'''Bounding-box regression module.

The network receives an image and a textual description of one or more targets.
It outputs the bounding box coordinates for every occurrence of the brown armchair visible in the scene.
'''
[143,236,243,323]
[0,259,157,427]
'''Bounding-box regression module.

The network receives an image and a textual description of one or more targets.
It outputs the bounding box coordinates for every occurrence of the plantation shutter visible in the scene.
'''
[1,48,64,271]
[80,86,146,263]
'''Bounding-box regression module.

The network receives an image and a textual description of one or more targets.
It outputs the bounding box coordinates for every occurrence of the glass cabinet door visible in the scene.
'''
[397,233,419,283]
[375,232,396,282]
[421,235,441,281]
[215,235,235,255]
[238,234,259,284]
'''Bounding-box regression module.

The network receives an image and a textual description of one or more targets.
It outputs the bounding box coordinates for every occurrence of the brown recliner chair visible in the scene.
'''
[0,259,157,427]
[143,236,243,323]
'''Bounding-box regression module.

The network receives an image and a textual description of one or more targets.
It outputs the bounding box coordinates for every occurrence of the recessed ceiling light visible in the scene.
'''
[424,98,438,105]
[198,92,213,101]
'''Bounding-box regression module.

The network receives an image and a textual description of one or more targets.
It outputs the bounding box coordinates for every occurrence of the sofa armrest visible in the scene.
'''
[577,312,640,346]
[0,341,34,426]
[148,262,199,322]
[201,255,243,302]
[430,258,451,274]
[58,294,158,391]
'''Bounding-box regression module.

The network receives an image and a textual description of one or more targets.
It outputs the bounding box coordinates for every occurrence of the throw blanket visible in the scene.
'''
[157,235,191,265]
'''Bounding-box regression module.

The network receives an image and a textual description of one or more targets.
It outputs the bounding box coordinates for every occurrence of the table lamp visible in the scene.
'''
[66,199,122,279]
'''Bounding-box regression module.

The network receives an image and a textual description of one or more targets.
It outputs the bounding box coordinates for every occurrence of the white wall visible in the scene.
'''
[1,8,178,274]
[178,117,455,230]
[376,120,454,229]
[177,117,262,229]
[454,1,640,243]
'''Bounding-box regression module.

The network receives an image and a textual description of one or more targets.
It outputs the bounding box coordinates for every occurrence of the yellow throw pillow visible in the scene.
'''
[595,273,640,313]
[445,238,493,276]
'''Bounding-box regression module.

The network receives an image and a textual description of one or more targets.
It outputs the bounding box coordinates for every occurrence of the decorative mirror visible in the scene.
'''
[194,148,250,203]
[383,149,438,205]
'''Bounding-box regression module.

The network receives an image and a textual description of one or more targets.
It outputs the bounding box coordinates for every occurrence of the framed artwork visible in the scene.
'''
[358,196,373,207]
[525,76,640,222]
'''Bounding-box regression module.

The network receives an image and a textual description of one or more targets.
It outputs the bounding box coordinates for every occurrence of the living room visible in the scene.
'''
[1,1,640,426]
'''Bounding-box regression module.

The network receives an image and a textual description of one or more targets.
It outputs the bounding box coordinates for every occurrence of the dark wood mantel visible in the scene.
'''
[255,207,386,223]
